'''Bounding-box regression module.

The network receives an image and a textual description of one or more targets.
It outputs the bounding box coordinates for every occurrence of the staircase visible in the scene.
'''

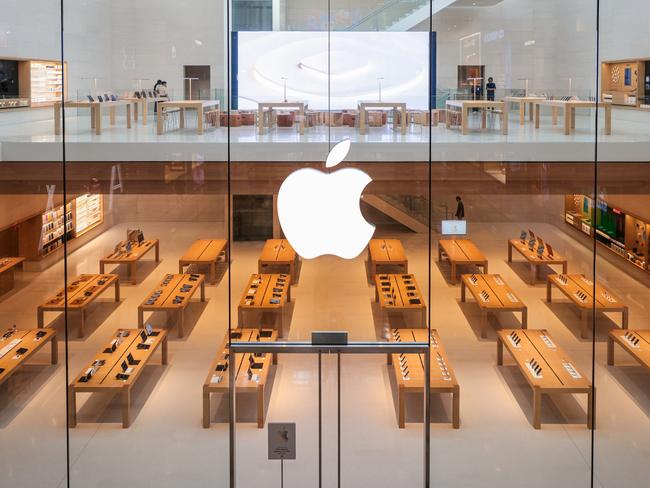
[362,194,450,233]
[345,0,457,32]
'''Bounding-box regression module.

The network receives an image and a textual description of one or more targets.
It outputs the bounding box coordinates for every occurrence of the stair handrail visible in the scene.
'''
[343,0,427,31]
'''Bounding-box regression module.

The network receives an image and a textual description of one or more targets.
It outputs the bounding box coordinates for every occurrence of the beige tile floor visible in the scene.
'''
[0,219,649,487]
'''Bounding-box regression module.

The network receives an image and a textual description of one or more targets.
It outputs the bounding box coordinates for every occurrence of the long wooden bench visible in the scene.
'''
[607,329,650,369]
[138,273,206,338]
[460,273,527,338]
[547,273,628,338]
[375,274,426,328]
[389,328,460,429]
[68,327,167,428]
[179,239,227,285]
[258,239,299,284]
[0,328,57,386]
[37,274,120,338]
[203,328,277,428]
[238,274,291,337]
[438,239,488,284]
[368,239,408,280]
[508,234,568,284]
[100,238,160,284]
[0,257,25,295]
[497,329,592,429]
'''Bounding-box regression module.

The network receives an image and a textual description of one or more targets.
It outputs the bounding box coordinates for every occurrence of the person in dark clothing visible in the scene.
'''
[486,77,496,102]
[455,196,465,219]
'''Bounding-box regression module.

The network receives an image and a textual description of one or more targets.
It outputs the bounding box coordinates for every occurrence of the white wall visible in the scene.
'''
[600,0,650,61]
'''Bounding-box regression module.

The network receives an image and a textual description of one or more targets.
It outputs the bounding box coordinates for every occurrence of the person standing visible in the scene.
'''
[486,77,497,102]
[454,196,465,220]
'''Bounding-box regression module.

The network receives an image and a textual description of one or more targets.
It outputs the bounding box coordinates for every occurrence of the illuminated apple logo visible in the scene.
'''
[278,139,375,259]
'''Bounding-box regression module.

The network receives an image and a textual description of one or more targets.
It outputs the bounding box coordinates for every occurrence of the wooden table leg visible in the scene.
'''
[238,308,244,327]
[562,261,568,274]
[604,105,612,135]
[531,263,537,284]
[114,279,120,302]
[546,280,553,302]
[257,384,265,428]
[483,262,488,274]
[587,389,594,430]
[95,106,102,135]
[138,307,144,328]
[564,107,571,135]
[126,104,132,129]
[161,334,168,364]
[54,103,62,135]
[528,102,534,121]
[535,103,540,129]
[202,389,211,428]
[78,310,85,338]
[622,308,629,329]
[258,106,264,134]
[179,108,185,129]
[521,307,528,329]
[552,106,558,125]
[179,261,184,274]
[142,100,148,126]
[507,241,512,262]
[519,102,525,125]
[210,262,217,285]
[109,106,116,125]
[460,280,466,302]
[401,106,407,134]
[581,309,590,339]
[481,108,487,131]
[452,385,460,429]
[201,281,206,301]
[451,262,457,284]
[37,308,44,328]
[122,387,131,428]
[502,108,508,135]
[570,106,576,129]
[133,100,139,122]
[360,107,366,134]
[68,387,77,428]
[178,310,185,338]
[607,336,615,365]
[99,261,105,274]
[496,336,503,365]
[51,334,58,364]
[129,262,137,285]
[532,388,542,429]
[198,106,204,135]
[398,383,405,429]
[481,310,488,339]
[157,107,164,135]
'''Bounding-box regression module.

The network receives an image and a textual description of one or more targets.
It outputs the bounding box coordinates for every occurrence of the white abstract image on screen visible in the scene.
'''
[441,220,467,235]
[236,32,429,110]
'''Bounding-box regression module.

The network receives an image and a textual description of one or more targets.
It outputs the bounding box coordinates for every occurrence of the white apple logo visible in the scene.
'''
[277,139,375,259]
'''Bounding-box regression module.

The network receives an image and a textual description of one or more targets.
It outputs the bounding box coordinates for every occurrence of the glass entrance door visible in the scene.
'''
[230,340,430,487]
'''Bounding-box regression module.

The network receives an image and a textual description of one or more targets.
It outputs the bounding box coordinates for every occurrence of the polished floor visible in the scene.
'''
[1,218,650,487]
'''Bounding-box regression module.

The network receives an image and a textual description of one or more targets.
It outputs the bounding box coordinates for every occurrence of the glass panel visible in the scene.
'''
[0,2,67,487]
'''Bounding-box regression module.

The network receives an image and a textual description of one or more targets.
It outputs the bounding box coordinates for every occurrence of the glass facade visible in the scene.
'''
[0,1,648,487]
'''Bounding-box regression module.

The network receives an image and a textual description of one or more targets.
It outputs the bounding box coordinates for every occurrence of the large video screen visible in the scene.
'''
[235,32,430,110]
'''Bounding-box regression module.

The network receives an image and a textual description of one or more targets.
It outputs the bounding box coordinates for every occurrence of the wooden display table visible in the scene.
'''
[0,328,57,386]
[68,328,167,428]
[607,329,650,368]
[497,329,592,429]
[238,274,291,337]
[0,257,25,295]
[202,328,278,428]
[508,238,568,284]
[123,96,157,125]
[358,101,408,135]
[460,274,527,338]
[375,274,426,328]
[503,96,546,125]
[157,100,221,135]
[257,101,306,135]
[438,239,488,284]
[179,239,227,285]
[100,239,160,285]
[367,239,408,280]
[534,99,612,135]
[38,274,120,338]
[138,273,206,338]
[389,328,460,429]
[546,274,628,339]
[445,100,508,135]
[258,239,298,283]
[54,99,133,136]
